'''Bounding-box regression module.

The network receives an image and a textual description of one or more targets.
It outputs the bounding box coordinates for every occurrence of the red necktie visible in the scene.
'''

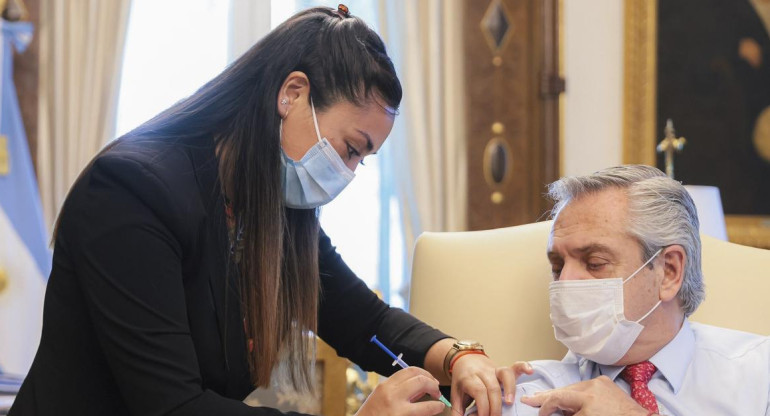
[620,361,660,413]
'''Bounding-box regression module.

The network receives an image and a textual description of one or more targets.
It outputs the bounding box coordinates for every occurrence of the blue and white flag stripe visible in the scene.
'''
[0,206,45,376]
[0,20,48,376]
[0,21,49,278]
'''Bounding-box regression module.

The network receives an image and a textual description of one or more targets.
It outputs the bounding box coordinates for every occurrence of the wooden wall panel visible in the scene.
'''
[464,0,561,231]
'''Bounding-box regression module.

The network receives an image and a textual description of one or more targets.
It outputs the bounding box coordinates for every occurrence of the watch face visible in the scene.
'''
[456,340,483,350]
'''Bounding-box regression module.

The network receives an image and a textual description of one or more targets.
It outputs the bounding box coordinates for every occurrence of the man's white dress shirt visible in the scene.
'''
[495,320,770,415]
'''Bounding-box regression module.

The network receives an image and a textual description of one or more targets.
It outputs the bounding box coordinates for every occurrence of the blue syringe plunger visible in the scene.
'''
[370,335,399,362]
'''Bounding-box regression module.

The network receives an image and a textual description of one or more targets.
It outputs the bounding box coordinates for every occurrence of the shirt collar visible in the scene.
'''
[587,319,695,394]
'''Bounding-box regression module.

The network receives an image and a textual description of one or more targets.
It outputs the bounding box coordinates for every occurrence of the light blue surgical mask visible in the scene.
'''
[280,99,355,209]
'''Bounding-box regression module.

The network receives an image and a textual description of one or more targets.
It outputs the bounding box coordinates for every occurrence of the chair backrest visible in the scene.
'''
[689,234,770,334]
[409,221,565,365]
[409,221,770,366]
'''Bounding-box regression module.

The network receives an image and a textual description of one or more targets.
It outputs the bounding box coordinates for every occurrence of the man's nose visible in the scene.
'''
[559,261,592,281]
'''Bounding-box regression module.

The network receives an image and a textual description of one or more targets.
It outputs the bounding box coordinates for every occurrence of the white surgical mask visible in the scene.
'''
[280,99,355,209]
[549,248,663,365]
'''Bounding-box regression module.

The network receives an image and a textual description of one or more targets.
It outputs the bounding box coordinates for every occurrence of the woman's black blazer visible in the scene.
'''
[10,135,447,416]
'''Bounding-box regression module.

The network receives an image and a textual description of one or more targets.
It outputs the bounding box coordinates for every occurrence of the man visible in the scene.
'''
[477,165,770,415]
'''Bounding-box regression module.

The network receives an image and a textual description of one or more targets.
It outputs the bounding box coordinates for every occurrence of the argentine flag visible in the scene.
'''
[0,20,49,376]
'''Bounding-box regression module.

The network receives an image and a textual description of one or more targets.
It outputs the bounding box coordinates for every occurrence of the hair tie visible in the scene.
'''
[336,4,350,18]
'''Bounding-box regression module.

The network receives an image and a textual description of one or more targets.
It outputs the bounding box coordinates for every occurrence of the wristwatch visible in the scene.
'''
[444,340,485,379]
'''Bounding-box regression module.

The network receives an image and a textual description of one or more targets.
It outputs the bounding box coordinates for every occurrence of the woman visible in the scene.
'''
[11,6,528,416]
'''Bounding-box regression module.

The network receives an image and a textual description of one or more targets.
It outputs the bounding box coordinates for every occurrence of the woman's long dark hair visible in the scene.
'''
[61,7,401,391]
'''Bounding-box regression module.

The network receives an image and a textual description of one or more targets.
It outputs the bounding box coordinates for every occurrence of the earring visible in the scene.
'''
[281,98,288,105]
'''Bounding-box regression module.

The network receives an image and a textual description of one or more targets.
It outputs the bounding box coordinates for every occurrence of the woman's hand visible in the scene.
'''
[355,366,447,416]
[450,358,533,416]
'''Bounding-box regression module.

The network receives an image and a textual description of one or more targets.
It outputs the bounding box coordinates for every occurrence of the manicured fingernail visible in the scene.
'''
[505,393,514,403]
[526,362,533,371]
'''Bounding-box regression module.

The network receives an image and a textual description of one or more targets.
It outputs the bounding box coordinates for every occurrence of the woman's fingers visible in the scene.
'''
[512,361,534,377]
[398,373,442,402]
[356,367,446,416]
[499,361,533,403]
[496,366,517,404]
[478,371,503,416]
[445,355,535,415]
[404,400,447,416]
[465,375,490,416]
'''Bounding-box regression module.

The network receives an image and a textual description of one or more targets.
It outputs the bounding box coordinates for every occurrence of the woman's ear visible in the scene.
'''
[276,71,310,118]
[659,245,685,302]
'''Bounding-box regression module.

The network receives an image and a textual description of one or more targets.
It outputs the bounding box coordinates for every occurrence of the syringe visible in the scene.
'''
[370,335,452,408]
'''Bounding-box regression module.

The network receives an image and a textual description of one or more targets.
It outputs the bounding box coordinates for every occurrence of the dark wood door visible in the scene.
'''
[464,0,562,230]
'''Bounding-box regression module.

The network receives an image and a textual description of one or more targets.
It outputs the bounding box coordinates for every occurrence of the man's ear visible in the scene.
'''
[276,71,310,118]
[659,245,685,302]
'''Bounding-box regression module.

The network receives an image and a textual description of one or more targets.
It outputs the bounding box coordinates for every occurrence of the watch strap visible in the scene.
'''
[448,350,487,376]
[443,341,485,380]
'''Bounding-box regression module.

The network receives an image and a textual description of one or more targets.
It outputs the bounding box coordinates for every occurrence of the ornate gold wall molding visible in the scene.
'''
[622,0,657,166]
[726,216,770,250]
[623,0,770,248]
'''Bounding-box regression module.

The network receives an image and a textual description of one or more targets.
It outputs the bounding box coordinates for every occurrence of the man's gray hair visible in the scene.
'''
[547,165,704,316]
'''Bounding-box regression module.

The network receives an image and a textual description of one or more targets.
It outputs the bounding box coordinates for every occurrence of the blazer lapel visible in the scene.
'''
[186,137,252,395]
[186,138,230,360]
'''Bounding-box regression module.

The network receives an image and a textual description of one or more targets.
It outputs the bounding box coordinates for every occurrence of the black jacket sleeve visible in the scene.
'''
[316,230,451,377]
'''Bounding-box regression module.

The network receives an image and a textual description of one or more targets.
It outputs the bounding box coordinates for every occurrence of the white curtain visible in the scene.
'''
[378,0,467,262]
[37,0,131,231]
[228,0,271,63]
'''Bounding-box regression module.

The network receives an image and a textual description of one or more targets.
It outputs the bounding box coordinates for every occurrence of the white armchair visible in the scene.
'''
[409,221,564,365]
[409,221,770,368]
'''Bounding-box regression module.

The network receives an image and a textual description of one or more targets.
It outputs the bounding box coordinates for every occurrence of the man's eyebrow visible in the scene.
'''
[356,129,374,152]
[547,243,615,260]
[575,243,615,255]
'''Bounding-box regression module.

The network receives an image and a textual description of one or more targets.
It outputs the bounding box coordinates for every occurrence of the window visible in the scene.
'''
[116,0,230,137]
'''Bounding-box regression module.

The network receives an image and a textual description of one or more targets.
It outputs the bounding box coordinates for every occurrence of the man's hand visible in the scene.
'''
[519,376,650,416]
[450,359,533,416]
